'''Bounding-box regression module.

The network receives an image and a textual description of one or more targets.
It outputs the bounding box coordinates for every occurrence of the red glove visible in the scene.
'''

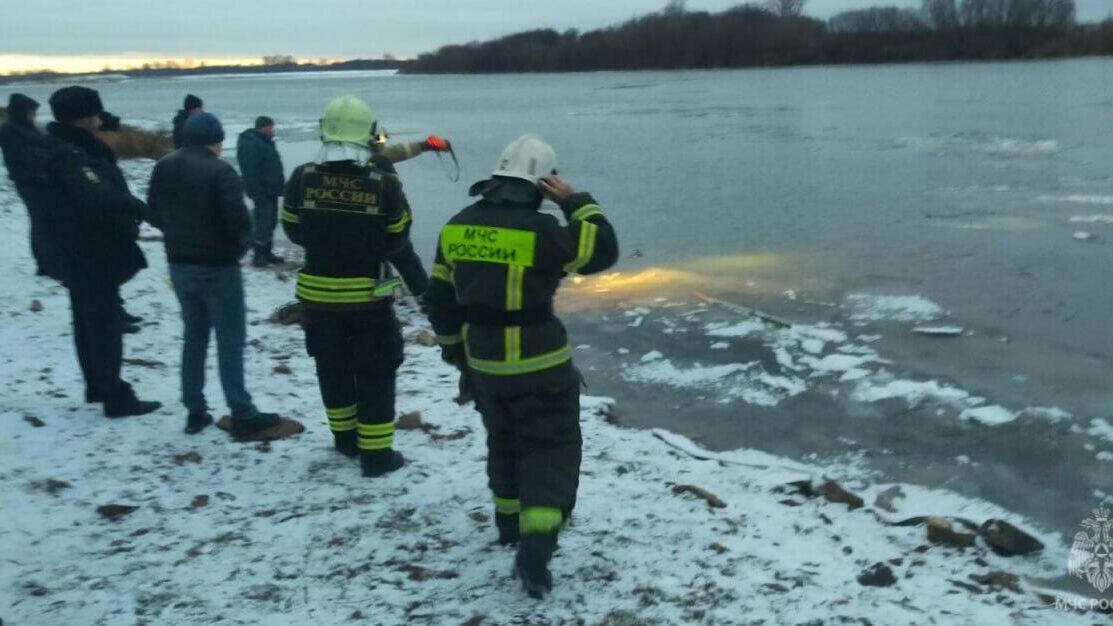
[423,135,451,152]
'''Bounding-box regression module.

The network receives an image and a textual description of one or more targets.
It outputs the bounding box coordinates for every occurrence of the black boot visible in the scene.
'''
[184,411,214,434]
[251,245,269,268]
[230,412,281,438]
[334,431,358,458]
[496,512,520,546]
[515,533,557,599]
[104,395,162,418]
[361,449,405,477]
[264,243,285,265]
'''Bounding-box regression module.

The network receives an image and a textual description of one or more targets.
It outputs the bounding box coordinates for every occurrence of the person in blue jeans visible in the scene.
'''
[147,112,298,438]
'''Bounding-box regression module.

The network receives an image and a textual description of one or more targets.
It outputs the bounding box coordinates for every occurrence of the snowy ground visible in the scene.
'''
[0,162,1107,625]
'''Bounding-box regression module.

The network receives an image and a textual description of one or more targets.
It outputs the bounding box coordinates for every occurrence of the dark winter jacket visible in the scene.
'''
[281,159,425,311]
[147,146,252,266]
[171,109,191,149]
[424,183,618,377]
[41,122,148,285]
[236,128,284,199]
[0,109,67,278]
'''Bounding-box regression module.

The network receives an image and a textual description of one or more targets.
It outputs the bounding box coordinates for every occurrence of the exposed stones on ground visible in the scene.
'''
[413,330,437,347]
[396,411,424,431]
[671,484,727,509]
[256,442,272,453]
[349,610,365,620]
[242,584,283,602]
[708,542,729,554]
[393,563,459,581]
[469,511,489,523]
[874,485,906,513]
[171,451,202,466]
[28,478,71,496]
[979,519,1044,556]
[215,416,305,442]
[950,579,984,594]
[926,517,977,549]
[268,302,304,326]
[819,480,864,510]
[599,610,663,626]
[97,504,140,521]
[23,581,50,597]
[777,479,864,510]
[190,495,210,509]
[23,415,45,428]
[123,358,166,369]
[762,582,790,593]
[595,402,619,424]
[460,616,485,626]
[272,364,292,375]
[969,571,1021,593]
[29,299,43,313]
[857,563,897,587]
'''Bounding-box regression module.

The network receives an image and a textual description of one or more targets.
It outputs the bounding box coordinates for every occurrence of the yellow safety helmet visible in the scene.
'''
[320,95,377,148]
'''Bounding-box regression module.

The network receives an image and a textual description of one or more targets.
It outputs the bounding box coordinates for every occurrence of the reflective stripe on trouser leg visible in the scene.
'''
[520,507,564,534]
[326,405,357,433]
[358,422,394,451]
[494,496,521,515]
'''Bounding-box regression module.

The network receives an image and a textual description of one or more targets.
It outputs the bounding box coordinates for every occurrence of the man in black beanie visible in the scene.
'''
[171,94,204,149]
[1,93,67,279]
[41,86,161,417]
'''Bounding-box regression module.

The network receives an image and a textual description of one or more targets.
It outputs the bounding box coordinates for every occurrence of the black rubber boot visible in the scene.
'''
[184,412,214,434]
[515,533,557,599]
[104,396,162,418]
[361,449,405,478]
[231,412,281,438]
[496,512,520,546]
[251,245,269,268]
[334,431,358,458]
[264,243,285,265]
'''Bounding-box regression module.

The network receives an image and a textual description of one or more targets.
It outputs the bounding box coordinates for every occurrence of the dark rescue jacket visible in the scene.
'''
[424,189,618,377]
[41,123,147,285]
[281,160,425,312]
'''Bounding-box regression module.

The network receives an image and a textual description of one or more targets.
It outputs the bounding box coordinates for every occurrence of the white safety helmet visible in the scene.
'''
[492,134,558,184]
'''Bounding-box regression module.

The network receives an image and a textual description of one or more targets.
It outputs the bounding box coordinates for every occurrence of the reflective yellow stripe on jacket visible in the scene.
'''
[295,272,401,304]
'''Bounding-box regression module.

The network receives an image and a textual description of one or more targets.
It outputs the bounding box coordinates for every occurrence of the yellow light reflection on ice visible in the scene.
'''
[559,253,799,312]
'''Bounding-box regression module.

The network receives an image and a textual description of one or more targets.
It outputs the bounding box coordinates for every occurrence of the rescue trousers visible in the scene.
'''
[304,308,404,452]
[472,363,582,534]
[68,278,131,403]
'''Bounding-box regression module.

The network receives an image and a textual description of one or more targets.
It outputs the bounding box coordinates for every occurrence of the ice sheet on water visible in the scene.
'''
[845,293,944,323]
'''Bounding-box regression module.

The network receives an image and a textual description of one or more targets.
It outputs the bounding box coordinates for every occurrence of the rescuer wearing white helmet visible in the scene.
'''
[423,134,619,598]
[280,95,427,477]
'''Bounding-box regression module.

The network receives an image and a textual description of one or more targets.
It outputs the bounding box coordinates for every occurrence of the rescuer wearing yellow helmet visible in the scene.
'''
[280,95,427,477]
[423,134,619,597]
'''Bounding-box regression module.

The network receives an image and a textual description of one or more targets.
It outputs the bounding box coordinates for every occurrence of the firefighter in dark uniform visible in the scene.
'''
[281,96,426,478]
[423,134,619,598]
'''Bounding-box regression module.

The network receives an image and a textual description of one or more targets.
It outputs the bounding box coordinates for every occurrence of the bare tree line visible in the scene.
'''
[407,0,1110,74]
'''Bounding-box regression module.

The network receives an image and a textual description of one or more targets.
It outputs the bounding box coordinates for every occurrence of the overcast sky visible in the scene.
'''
[1,0,1109,64]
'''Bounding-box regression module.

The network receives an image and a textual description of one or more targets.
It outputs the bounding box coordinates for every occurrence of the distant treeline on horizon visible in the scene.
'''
[403,0,1113,74]
[0,58,406,86]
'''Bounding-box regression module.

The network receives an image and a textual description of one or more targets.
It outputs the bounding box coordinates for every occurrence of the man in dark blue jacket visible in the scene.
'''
[171,94,203,150]
[148,112,299,439]
[42,86,161,418]
[236,116,285,267]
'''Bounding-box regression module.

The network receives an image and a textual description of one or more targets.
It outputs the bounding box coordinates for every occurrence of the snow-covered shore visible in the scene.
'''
[0,161,1100,625]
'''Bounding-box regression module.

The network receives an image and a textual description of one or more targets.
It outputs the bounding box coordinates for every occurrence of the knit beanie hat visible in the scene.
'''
[183,94,203,110]
[182,112,225,146]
